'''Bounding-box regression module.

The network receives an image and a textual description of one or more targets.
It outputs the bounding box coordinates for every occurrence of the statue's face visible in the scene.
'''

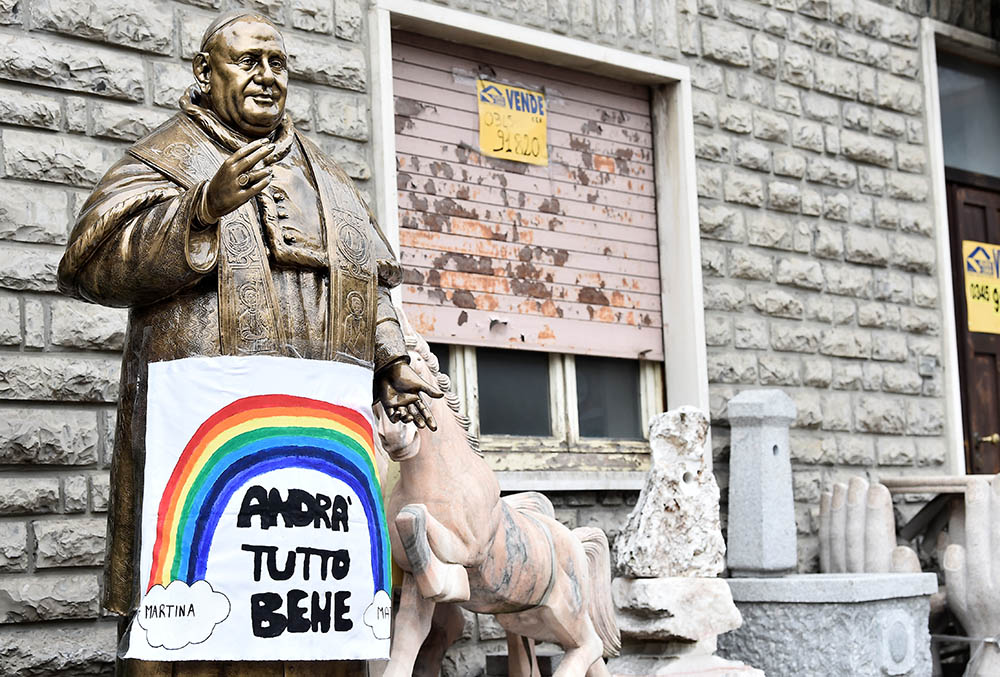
[202,19,288,137]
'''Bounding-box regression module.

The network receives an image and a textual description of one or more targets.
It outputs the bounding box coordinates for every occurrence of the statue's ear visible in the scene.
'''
[193,52,211,94]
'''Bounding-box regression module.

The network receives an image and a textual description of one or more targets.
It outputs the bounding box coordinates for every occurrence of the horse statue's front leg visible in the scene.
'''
[396,503,471,602]
[384,573,436,677]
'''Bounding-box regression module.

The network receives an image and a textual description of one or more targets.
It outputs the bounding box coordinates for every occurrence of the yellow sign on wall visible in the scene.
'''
[477,79,548,166]
[964,239,1000,334]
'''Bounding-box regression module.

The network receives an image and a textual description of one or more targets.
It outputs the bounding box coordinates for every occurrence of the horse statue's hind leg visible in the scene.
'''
[413,603,467,677]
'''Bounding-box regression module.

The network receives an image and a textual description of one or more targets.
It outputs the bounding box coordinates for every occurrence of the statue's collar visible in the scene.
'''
[179,86,294,162]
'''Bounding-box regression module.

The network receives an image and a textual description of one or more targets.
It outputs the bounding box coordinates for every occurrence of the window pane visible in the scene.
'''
[576,356,642,439]
[937,52,1000,178]
[477,348,550,436]
[428,342,450,376]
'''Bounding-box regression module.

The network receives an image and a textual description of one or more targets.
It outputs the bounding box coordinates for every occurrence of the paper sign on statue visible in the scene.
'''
[963,239,1000,334]
[124,356,391,662]
[477,78,548,166]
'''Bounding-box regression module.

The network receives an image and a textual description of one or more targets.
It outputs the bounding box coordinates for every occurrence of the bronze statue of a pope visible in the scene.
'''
[58,10,441,676]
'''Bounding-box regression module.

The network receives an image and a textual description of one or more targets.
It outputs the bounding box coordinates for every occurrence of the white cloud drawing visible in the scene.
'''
[363,589,392,640]
[137,580,231,650]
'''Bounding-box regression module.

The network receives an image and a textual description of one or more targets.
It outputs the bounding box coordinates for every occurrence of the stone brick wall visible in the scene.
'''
[0,0,370,673]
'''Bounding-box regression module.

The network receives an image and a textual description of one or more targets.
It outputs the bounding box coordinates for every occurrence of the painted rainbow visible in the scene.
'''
[146,394,389,594]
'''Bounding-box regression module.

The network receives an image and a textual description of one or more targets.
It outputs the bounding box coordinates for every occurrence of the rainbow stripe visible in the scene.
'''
[147,394,388,594]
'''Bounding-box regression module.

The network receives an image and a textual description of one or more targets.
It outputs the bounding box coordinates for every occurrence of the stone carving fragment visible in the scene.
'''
[615,406,725,578]
[819,477,921,574]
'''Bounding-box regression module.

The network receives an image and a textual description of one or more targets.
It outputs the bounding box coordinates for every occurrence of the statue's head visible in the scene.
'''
[193,11,288,137]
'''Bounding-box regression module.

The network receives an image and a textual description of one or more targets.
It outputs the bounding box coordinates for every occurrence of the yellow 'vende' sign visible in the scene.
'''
[964,239,1000,333]
[477,79,548,166]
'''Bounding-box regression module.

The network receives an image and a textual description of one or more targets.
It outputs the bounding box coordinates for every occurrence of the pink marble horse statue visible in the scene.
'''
[377,328,620,677]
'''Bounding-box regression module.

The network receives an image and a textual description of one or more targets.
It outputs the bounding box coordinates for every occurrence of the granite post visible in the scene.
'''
[726,389,797,577]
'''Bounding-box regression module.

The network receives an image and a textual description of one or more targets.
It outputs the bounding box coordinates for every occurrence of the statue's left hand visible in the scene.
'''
[376,361,444,431]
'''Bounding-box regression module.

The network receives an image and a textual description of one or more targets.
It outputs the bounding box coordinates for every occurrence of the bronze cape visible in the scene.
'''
[58,93,408,617]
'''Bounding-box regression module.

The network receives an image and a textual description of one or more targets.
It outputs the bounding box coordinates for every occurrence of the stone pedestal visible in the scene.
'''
[718,573,937,677]
[610,408,763,677]
[726,390,797,577]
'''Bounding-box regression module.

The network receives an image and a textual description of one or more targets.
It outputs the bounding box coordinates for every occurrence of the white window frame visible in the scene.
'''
[919,18,1000,474]
[368,0,708,489]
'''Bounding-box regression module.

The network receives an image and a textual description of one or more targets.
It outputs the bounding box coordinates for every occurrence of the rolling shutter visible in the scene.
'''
[392,32,663,361]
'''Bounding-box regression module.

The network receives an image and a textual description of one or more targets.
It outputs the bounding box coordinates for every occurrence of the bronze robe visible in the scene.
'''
[58,110,407,623]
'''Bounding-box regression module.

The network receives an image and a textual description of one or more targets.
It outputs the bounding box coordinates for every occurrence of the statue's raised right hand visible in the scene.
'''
[202,137,276,223]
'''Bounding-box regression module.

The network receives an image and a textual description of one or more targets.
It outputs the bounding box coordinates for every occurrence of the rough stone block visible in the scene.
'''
[874,269,911,302]
[774,150,806,178]
[90,472,110,512]
[0,354,120,402]
[730,249,773,281]
[840,130,894,167]
[768,181,801,212]
[692,90,718,127]
[724,170,764,207]
[856,395,906,434]
[33,517,106,568]
[3,130,113,188]
[0,86,60,132]
[906,400,943,435]
[0,34,144,101]
[289,0,333,33]
[33,0,172,54]
[49,298,127,350]
[876,73,922,114]
[735,317,769,350]
[776,257,823,290]
[758,354,800,385]
[893,235,935,273]
[0,407,99,465]
[0,573,101,622]
[820,328,871,358]
[813,224,844,259]
[316,90,369,141]
[698,165,723,199]
[844,227,890,266]
[887,172,928,202]
[702,23,751,66]
[792,119,824,153]
[823,263,872,298]
[0,621,117,675]
[285,34,365,91]
[335,0,362,41]
[752,33,779,76]
[704,282,747,311]
[613,577,742,641]
[747,212,794,250]
[802,92,840,123]
[0,522,27,572]
[0,477,59,516]
[815,55,858,99]
[151,61,191,109]
[751,288,804,319]
[726,389,797,576]
[707,352,758,384]
[859,166,886,195]
[806,157,856,188]
[0,181,70,244]
[719,101,753,133]
[91,102,172,142]
[782,44,814,87]
[705,313,731,346]
[696,132,730,162]
[734,140,770,171]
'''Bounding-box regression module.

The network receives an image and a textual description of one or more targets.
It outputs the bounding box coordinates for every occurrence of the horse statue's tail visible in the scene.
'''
[573,527,622,658]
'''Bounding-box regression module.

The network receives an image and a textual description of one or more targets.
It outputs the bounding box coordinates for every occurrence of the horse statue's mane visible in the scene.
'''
[403,330,481,455]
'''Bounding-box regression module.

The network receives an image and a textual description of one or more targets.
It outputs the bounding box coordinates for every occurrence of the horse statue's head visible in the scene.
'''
[376,312,479,463]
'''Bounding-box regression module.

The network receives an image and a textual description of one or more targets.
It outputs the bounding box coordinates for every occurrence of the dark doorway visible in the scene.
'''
[947,167,1000,473]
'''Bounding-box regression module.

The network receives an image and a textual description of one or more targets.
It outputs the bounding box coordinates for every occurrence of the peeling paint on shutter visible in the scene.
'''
[393,32,663,361]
